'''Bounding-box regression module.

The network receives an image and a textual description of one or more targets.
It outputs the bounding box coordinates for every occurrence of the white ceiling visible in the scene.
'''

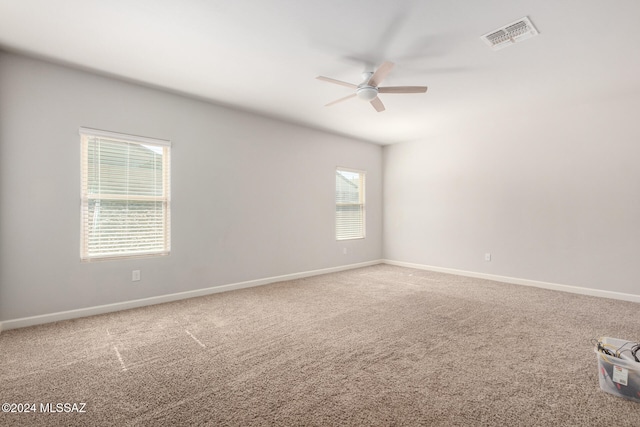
[1,0,640,145]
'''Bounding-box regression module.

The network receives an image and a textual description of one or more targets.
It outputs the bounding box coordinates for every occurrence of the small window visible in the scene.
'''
[80,128,171,261]
[336,168,365,240]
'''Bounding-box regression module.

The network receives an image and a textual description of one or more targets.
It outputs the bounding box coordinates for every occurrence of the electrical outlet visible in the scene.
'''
[343,248,348,255]
[485,253,491,262]
[132,270,141,281]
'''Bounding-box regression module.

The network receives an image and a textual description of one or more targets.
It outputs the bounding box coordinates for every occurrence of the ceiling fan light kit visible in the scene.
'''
[356,86,378,101]
[316,61,428,112]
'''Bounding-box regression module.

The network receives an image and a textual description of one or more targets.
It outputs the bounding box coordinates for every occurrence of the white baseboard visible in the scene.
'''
[383,259,640,303]
[0,260,382,333]
[4,258,634,334]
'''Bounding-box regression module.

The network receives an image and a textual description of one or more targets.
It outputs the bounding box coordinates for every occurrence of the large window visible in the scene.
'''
[80,128,171,261]
[336,168,365,240]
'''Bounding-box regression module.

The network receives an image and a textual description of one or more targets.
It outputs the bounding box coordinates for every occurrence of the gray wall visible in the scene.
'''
[0,53,382,321]
[383,94,640,296]
[3,49,638,324]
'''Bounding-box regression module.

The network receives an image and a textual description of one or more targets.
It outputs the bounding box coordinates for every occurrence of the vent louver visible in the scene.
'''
[481,16,539,50]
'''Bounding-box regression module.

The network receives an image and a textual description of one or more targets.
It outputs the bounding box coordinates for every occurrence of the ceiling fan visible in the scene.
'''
[316,61,427,112]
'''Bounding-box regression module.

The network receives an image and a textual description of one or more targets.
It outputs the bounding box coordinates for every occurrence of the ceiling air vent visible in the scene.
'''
[481,16,539,51]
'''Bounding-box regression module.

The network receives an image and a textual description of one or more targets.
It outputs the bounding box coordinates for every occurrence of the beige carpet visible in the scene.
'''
[1,264,639,426]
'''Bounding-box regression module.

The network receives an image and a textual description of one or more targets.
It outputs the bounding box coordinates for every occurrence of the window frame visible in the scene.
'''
[79,127,171,262]
[335,167,366,241]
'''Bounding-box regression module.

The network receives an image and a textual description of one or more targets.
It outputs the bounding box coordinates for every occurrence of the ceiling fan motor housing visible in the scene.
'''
[356,71,378,100]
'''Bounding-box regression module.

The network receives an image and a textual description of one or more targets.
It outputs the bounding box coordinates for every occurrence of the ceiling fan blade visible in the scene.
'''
[378,86,428,94]
[325,93,357,107]
[316,76,358,89]
[368,61,394,87]
[370,96,385,112]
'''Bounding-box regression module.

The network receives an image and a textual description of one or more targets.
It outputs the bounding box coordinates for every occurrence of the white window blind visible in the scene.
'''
[80,128,171,261]
[336,168,365,240]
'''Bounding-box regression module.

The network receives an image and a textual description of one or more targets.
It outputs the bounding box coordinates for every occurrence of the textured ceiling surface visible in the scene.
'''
[1,0,639,144]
